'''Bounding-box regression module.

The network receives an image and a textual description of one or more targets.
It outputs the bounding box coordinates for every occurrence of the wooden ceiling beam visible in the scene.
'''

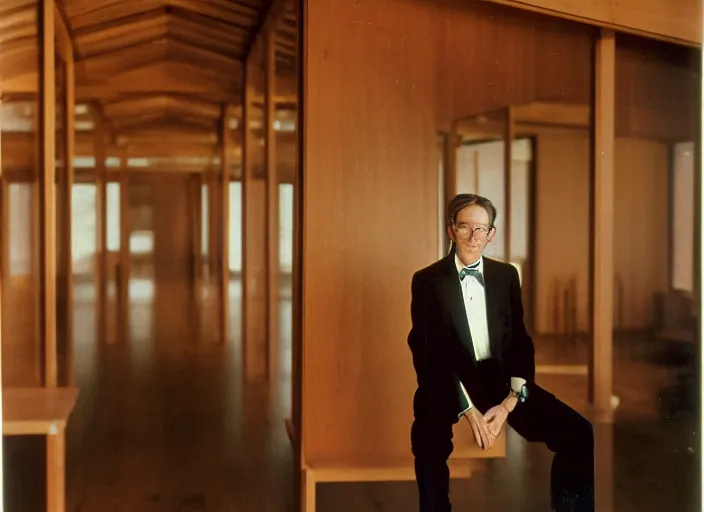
[67,0,163,31]
[164,0,255,30]
[72,6,166,38]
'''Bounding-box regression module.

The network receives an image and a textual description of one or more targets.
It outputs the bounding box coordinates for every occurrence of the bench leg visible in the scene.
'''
[47,427,66,512]
[301,468,316,512]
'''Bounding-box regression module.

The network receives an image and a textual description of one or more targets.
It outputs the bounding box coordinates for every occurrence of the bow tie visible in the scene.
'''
[459,262,484,286]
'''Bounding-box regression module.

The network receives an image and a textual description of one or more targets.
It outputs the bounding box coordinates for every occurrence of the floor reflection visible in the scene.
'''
[2,275,700,511]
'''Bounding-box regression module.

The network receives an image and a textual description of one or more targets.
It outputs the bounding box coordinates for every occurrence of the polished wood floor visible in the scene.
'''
[3,276,700,511]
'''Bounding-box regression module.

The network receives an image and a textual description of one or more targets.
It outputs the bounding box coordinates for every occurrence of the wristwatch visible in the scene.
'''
[509,384,529,403]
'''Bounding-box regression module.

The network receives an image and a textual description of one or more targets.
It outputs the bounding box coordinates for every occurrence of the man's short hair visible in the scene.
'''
[446,193,497,229]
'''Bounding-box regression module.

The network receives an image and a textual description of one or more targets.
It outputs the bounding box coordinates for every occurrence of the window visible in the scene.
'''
[279,184,294,273]
[672,141,694,292]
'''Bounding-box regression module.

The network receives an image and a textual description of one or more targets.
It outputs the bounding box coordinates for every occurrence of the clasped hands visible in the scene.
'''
[462,394,518,450]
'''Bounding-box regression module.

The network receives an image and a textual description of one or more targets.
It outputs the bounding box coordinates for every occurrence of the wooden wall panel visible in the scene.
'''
[436,0,594,125]
[304,0,439,464]
[485,0,701,45]
[615,37,700,143]
[152,175,192,281]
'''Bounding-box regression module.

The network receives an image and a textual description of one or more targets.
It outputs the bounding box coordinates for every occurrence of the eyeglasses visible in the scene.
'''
[453,223,491,240]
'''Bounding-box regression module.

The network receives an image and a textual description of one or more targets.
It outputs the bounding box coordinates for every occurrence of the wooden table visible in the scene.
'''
[3,387,79,512]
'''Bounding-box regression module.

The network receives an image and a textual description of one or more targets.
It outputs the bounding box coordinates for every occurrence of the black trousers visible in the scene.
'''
[411,361,595,512]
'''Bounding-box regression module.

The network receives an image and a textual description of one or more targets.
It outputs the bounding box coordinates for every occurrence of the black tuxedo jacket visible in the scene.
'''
[407,251,535,424]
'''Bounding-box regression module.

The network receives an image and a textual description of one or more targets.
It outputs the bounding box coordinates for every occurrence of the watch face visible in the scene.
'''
[520,384,529,401]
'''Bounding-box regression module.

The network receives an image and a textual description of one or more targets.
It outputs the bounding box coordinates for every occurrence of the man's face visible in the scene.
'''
[447,204,496,265]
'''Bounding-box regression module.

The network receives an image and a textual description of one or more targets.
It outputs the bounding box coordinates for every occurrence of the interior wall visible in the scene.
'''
[151,175,192,281]
[435,0,594,125]
[304,0,439,463]
[486,0,701,45]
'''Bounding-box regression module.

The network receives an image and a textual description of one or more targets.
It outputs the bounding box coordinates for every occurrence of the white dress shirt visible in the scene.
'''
[454,254,526,414]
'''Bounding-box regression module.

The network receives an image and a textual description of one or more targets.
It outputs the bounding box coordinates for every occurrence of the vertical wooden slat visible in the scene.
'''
[592,27,615,512]
[119,155,130,343]
[40,0,58,387]
[241,56,252,376]
[220,108,231,344]
[504,107,514,262]
[0,97,5,488]
[265,25,279,379]
[63,53,75,385]
[292,0,304,506]
[591,28,615,417]
[95,125,107,345]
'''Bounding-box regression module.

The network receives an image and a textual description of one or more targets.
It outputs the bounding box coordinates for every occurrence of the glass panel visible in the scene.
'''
[8,184,32,276]
[106,182,120,252]
[456,109,507,261]
[201,183,208,256]
[279,183,293,273]
[71,183,97,276]
[613,34,699,510]
[228,181,242,272]
[672,142,694,293]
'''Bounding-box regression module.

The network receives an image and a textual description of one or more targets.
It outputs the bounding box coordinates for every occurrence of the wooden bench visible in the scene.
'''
[292,418,505,512]
[3,387,79,512]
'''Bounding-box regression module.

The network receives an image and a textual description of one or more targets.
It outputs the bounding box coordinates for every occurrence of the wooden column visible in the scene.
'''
[119,155,130,343]
[0,124,3,487]
[220,108,231,344]
[265,26,279,379]
[95,128,107,345]
[592,28,615,512]
[60,50,75,385]
[590,28,615,418]
[504,107,514,262]
[241,57,252,376]
[39,0,58,387]
[242,45,269,381]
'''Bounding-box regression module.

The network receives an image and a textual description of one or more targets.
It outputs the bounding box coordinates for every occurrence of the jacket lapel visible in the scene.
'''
[482,258,502,359]
[436,253,474,358]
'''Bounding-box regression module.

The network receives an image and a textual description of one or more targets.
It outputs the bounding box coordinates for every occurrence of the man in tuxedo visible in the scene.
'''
[408,193,594,511]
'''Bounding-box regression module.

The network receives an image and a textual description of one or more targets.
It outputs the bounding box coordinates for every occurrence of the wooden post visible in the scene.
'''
[220,108,231,344]
[590,28,615,418]
[119,154,130,343]
[591,27,615,512]
[95,127,107,345]
[61,52,75,385]
[504,107,514,263]
[265,25,279,379]
[0,92,5,498]
[40,0,58,387]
